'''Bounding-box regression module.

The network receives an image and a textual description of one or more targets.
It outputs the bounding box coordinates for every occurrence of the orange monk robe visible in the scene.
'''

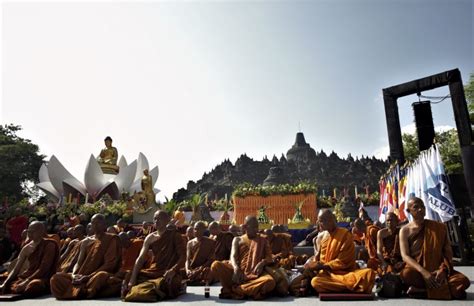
[352,228,364,246]
[58,239,81,273]
[121,239,144,272]
[365,224,381,270]
[400,220,470,300]
[212,231,234,261]
[186,237,216,285]
[50,233,122,299]
[380,228,404,273]
[60,237,72,253]
[124,228,186,302]
[210,234,276,300]
[266,233,295,269]
[3,238,59,297]
[47,234,61,246]
[311,227,375,294]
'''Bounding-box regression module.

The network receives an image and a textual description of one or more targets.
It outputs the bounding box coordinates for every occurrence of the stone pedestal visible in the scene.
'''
[133,206,158,223]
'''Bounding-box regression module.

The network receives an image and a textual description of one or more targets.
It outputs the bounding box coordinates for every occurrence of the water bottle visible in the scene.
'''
[204,281,210,298]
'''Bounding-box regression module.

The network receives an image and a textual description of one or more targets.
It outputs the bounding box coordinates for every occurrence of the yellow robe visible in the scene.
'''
[50,233,122,299]
[187,237,216,285]
[311,227,375,293]
[4,238,59,298]
[210,234,276,300]
[124,228,186,302]
[400,220,470,299]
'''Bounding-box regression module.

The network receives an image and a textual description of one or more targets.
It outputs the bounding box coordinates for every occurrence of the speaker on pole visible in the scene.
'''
[412,101,435,151]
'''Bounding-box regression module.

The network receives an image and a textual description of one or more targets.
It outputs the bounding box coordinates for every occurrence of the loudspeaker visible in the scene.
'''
[412,101,435,151]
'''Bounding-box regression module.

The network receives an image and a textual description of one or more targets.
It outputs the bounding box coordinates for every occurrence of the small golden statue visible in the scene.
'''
[97,136,119,174]
[141,169,156,207]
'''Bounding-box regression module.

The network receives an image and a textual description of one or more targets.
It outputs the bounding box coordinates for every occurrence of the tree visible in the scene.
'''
[402,129,463,174]
[0,124,44,201]
[464,73,474,129]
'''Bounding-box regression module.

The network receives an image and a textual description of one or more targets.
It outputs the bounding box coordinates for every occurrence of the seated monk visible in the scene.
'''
[123,210,186,302]
[229,224,242,237]
[58,224,86,273]
[399,197,470,299]
[208,221,234,261]
[185,226,195,243]
[264,229,295,269]
[50,214,122,299]
[0,221,59,298]
[354,218,380,270]
[307,209,375,294]
[113,219,125,233]
[60,228,75,254]
[376,212,404,274]
[186,221,216,285]
[210,215,276,300]
[118,232,144,273]
[137,221,153,238]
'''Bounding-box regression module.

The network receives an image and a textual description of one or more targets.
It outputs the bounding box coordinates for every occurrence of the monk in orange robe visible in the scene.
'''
[211,215,276,300]
[118,232,144,273]
[376,212,404,273]
[58,224,86,273]
[185,226,194,242]
[399,197,470,299]
[229,224,242,237]
[307,209,375,294]
[264,229,295,269]
[0,221,59,297]
[123,210,186,302]
[60,227,75,254]
[209,221,234,261]
[353,218,380,270]
[50,214,122,299]
[186,221,216,285]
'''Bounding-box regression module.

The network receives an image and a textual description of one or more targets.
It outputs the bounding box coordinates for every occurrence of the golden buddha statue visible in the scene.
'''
[97,136,119,174]
[141,169,156,207]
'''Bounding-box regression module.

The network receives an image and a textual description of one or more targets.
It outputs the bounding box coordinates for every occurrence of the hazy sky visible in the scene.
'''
[1,0,473,200]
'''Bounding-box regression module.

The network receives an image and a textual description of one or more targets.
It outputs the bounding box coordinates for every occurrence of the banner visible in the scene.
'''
[379,144,455,223]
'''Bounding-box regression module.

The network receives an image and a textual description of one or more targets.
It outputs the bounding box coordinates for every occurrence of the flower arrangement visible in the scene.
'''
[232,182,317,198]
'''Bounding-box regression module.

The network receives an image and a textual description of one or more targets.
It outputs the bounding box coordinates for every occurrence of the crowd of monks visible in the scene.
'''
[0,196,470,301]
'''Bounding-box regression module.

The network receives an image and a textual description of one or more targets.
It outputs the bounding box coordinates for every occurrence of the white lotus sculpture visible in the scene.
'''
[37,153,159,202]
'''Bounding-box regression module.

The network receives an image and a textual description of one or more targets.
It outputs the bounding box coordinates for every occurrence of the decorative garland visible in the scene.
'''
[232,182,317,198]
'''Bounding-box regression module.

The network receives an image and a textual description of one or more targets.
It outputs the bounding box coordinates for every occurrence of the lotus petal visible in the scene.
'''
[63,178,86,196]
[118,156,128,169]
[37,182,60,200]
[96,181,120,200]
[38,164,50,183]
[134,152,149,182]
[47,155,82,196]
[114,160,137,194]
[149,166,159,187]
[84,154,108,198]
[128,178,142,194]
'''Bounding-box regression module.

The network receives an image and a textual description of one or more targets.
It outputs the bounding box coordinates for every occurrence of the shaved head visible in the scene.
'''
[27,221,46,242]
[154,210,170,231]
[193,221,207,239]
[244,215,259,239]
[90,214,107,235]
[74,224,86,238]
[318,209,337,232]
